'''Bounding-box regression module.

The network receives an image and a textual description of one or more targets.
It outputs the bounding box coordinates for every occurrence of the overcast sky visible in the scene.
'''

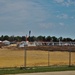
[0,0,75,38]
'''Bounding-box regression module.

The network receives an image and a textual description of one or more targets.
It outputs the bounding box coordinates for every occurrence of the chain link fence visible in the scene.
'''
[0,47,75,68]
[26,50,75,67]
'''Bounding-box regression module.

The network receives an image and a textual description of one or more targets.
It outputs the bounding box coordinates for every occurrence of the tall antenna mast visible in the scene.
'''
[29,30,31,42]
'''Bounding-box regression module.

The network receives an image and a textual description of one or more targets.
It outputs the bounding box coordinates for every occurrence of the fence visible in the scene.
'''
[25,50,75,67]
[0,46,75,68]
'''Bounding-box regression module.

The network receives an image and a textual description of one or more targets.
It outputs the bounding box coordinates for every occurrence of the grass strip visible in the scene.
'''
[0,66,75,75]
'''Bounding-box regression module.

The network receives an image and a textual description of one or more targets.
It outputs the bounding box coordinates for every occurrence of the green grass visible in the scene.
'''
[0,66,75,75]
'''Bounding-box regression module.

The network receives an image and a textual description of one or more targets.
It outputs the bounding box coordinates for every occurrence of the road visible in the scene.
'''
[8,71,75,75]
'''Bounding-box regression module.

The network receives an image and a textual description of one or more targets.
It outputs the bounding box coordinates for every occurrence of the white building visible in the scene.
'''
[18,41,36,47]
[3,40,10,45]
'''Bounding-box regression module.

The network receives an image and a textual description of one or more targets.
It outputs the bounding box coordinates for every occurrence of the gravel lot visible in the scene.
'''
[8,71,75,75]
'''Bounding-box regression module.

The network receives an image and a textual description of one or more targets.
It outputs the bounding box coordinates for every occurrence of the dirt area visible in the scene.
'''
[18,46,75,51]
[4,45,75,51]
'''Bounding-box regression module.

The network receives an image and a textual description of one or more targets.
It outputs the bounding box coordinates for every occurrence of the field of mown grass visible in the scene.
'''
[0,46,75,68]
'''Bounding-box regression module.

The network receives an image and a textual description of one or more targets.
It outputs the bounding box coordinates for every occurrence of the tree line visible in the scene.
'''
[0,35,75,42]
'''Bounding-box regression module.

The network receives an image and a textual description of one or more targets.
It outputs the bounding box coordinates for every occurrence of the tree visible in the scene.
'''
[9,35,14,41]
[30,36,36,42]
[3,35,9,40]
[14,36,21,42]
[46,36,51,42]
[66,38,72,41]
[62,38,72,42]
[42,36,46,41]
[21,36,25,41]
[52,36,58,42]
[58,37,63,42]
[37,36,44,41]
[0,35,4,41]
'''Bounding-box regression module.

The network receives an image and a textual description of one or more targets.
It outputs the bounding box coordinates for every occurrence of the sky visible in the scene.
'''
[0,0,75,38]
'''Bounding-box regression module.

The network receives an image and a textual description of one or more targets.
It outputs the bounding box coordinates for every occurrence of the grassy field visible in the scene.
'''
[0,47,75,68]
[0,66,75,74]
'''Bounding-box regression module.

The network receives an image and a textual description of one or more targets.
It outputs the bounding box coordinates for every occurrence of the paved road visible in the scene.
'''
[8,71,75,75]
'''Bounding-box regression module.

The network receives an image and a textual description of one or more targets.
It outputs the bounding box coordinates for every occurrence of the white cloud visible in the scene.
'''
[62,0,71,7]
[71,16,74,19]
[0,0,52,35]
[0,0,48,24]
[54,0,64,3]
[57,14,68,19]
[54,0,75,7]
[59,22,64,26]
[39,23,54,29]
